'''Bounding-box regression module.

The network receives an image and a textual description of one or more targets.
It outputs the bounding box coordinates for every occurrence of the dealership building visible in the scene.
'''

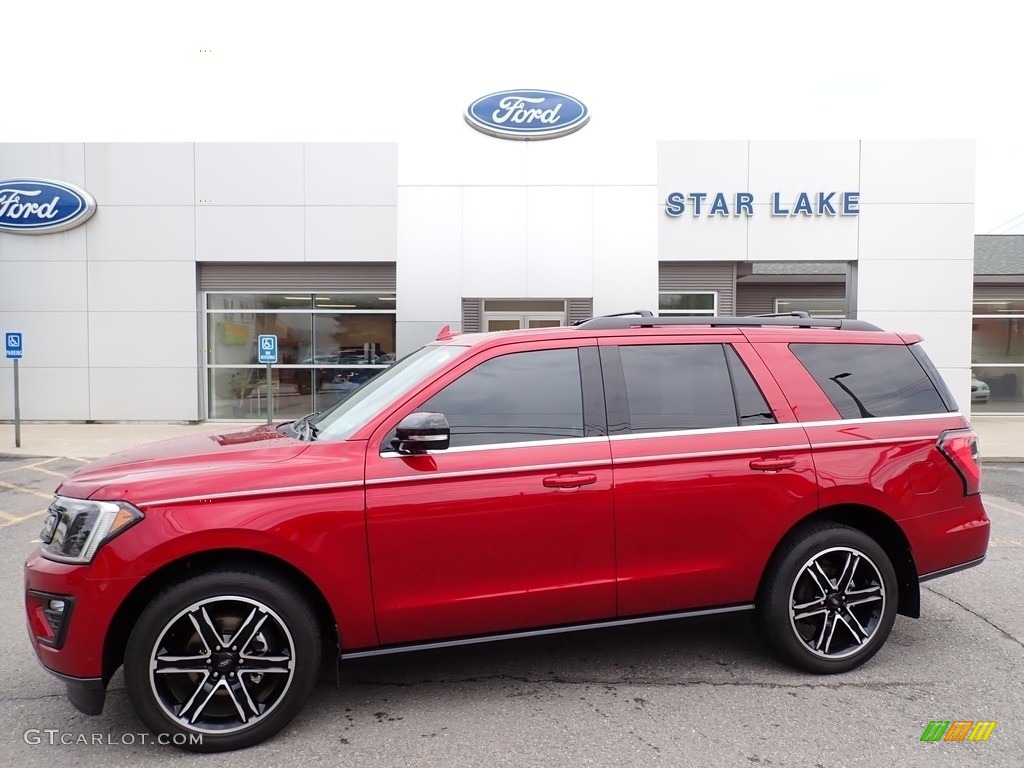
[1,96,1022,422]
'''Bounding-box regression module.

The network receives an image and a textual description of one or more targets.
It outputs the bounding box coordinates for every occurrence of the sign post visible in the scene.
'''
[257,335,278,424]
[6,332,23,447]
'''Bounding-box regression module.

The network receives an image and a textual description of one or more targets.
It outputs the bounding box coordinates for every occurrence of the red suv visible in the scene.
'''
[24,313,989,752]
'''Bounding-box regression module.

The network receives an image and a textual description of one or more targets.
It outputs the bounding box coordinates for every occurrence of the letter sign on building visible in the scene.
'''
[0,179,97,234]
[465,90,590,140]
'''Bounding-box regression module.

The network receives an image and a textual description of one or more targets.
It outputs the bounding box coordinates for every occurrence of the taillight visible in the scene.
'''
[937,429,982,496]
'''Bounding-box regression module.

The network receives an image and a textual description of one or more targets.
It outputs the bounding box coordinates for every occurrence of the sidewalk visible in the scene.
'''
[0,416,1019,461]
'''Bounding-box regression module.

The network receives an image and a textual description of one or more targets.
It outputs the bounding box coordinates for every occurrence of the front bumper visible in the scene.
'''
[23,550,140,689]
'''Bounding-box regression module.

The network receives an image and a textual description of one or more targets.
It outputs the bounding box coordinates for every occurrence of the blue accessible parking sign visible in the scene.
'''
[5,332,23,359]
[258,334,277,364]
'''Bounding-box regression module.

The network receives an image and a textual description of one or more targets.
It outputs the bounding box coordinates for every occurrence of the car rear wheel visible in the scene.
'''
[123,570,321,752]
[756,523,898,674]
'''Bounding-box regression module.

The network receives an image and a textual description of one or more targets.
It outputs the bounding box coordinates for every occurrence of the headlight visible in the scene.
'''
[39,497,144,564]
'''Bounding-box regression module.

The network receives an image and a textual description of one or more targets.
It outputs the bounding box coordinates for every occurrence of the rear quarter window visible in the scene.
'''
[789,343,953,419]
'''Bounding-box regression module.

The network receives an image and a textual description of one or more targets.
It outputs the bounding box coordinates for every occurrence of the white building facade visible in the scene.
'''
[0,118,978,422]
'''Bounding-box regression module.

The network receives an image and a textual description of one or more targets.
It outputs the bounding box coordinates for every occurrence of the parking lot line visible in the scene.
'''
[0,480,54,500]
[0,509,46,529]
[0,457,59,476]
[26,465,69,478]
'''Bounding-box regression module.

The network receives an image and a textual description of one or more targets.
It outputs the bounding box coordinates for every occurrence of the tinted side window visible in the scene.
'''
[618,344,736,431]
[419,348,584,448]
[725,346,776,425]
[790,343,950,419]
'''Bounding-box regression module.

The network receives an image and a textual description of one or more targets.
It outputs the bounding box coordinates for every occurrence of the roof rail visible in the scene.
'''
[572,311,882,332]
[572,309,652,325]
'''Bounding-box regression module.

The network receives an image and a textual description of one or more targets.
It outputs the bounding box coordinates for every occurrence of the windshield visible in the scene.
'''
[311,344,468,440]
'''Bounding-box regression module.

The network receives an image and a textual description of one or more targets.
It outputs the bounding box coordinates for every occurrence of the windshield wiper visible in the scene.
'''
[283,412,321,442]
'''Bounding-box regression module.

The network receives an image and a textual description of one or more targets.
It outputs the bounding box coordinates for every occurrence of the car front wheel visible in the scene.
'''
[756,523,898,674]
[123,570,321,752]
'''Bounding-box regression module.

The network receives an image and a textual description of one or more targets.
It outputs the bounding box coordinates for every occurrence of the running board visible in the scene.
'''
[340,604,754,660]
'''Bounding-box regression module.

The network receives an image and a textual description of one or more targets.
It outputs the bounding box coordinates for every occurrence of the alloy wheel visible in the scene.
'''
[148,596,297,735]
[788,546,886,660]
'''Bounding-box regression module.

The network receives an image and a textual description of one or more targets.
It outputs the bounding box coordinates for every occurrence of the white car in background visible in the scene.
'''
[971,377,990,404]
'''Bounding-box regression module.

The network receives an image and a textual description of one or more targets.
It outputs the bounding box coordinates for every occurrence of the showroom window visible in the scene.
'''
[971,299,1024,414]
[480,299,567,332]
[658,292,717,316]
[205,293,396,420]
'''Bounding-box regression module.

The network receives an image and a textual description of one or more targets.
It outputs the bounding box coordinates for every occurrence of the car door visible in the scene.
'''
[364,340,615,645]
[602,336,819,617]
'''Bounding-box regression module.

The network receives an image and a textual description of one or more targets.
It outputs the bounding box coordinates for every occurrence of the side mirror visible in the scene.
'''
[391,412,450,454]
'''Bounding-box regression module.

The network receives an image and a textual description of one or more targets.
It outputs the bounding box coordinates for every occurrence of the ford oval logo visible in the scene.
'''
[465,90,590,140]
[0,178,97,235]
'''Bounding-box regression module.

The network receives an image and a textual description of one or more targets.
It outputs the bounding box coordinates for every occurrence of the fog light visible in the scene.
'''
[26,591,74,649]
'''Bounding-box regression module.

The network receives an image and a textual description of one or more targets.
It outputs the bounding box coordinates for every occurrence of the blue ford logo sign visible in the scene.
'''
[465,90,589,140]
[0,178,97,235]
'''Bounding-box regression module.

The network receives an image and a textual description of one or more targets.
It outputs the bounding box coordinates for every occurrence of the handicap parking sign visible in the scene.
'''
[5,332,23,359]
[258,334,278,364]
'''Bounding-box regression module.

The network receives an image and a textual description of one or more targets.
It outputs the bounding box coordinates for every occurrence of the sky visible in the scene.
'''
[4,0,1022,233]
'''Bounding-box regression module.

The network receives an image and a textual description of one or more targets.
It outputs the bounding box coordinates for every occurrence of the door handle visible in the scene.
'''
[749,457,797,472]
[543,473,598,489]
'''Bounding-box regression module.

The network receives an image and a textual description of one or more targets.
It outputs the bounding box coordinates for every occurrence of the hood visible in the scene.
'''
[57,424,310,501]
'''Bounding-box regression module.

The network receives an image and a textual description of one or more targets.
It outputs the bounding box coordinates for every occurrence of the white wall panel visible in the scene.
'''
[195,143,303,205]
[195,207,304,261]
[396,321,460,358]
[856,259,974,312]
[89,312,197,368]
[398,134,530,187]
[305,207,397,262]
[524,136,597,186]
[305,143,397,205]
[396,187,463,322]
[88,262,196,312]
[0,261,87,311]
[0,368,90,420]
[748,141,860,199]
[0,226,87,262]
[657,141,749,202]
[523,136,655,186]
[856,309,973,368]
[659,211,748,262]
[90,368,200,421]
[461,187,529,296]
[858,204,975,261]
[593,187,658,316]
[86,207,195,261]
[0,312,89,368]
[0,143,86,184]
[861,140,975,204]
[591,141,657,187]
[526,187,593,296]
[747,206,858,261]
[84,143,194,205]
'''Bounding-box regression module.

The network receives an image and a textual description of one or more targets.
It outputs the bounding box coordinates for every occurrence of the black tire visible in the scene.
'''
[756,523,898,674]
[123,570,321,752]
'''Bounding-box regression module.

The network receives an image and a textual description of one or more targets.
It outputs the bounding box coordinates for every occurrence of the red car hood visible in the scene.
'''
[56,425,311,502]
